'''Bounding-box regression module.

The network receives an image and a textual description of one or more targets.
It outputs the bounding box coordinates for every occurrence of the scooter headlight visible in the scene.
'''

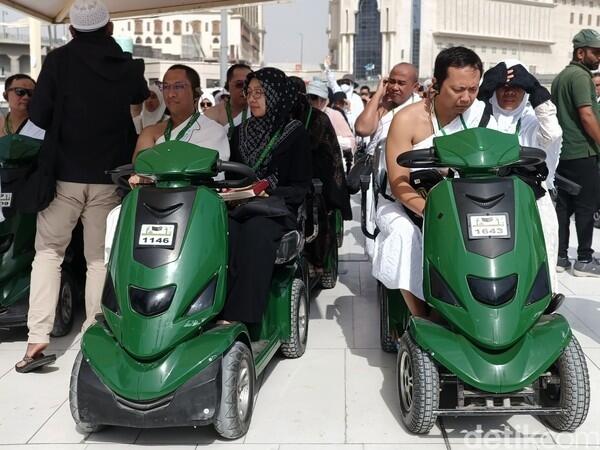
[129,285,176,317]
[429,264,460,306]
[526,263,550,305]
[186,277,217,316]
[467,274,518,307]
[101,272,120,315]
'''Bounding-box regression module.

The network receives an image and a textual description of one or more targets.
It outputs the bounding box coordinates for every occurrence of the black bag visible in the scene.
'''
[228,196,291,221]
[13,50,68,214]
[404,169,445,229]
[346,153,372,194]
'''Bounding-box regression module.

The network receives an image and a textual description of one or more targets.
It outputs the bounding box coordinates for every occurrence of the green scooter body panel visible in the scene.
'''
[104,186,229,359]
[81,321,249,401]
[423,177,550,349]
[409,314,571,393]
[135,141,219,179]
[0,135,41,308]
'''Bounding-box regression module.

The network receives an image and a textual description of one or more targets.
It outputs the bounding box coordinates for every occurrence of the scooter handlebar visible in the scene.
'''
[511,146,546,167]
[214,160,258,188]
[396,148,442,168]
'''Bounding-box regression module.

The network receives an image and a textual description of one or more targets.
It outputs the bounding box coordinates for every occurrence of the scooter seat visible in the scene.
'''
[275,230,303,265]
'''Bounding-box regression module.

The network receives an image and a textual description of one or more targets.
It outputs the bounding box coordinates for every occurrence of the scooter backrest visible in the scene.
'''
[0,134,41,167]
[135,141,219,180]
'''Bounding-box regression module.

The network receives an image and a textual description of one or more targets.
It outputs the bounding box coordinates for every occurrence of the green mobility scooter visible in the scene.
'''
[69,140,317,439]
[0,134,81,337]
[361,128,590,433]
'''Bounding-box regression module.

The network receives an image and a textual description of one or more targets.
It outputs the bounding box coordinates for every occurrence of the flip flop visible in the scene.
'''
[14,353,57,373]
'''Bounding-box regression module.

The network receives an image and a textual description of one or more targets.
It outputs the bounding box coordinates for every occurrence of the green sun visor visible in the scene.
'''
[0,134,42,167]
[134,141,219,180]
[433,128,521,170]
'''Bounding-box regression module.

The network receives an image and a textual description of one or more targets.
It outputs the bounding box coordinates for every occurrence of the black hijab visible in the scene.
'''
[238,68,301,176]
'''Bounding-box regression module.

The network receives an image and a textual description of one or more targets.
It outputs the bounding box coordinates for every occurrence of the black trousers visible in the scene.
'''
[221,215,286,323]
[555,155,600,261]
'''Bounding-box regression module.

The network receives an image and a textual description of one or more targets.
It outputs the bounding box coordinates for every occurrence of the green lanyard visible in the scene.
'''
[163,112,200,142]
[252,128,282,171]
[3,114,12,135]
[226,101,248,138]
[437,113,468,136]
[515,118,521,135]
[304,106,313,130]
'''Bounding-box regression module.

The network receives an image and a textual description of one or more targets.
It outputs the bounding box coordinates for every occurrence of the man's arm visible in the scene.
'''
[578,105,600,144]
[132,124,159,161]
[28,51,57,130]
[354,78,389,137]
[386,111,426,216]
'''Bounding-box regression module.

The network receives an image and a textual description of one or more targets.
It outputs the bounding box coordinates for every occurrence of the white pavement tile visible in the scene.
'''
[281,446,363,450]
[0,349,77,445]
[351,295,380,350]
[85,427,140,445]
[364,445,446,450]
[440,415,554,445]
[84,445,195,450]
[244,349,345,444]
[0,445,87,450]
[307,292,354,350]
[29,400,86,444]
[135,426,244,445]
[585,348,600,370]
[359,262,377,298]
[345,349,445,444]
[337,261,362,295]
[555,306,600,349]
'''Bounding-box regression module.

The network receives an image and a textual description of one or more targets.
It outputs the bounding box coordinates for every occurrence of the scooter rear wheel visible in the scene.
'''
[280,278,309,358]
[540,335,590,432]
[397,332,439,434]
[51,270,76,338]
[378,282,397,353]
[214,341,255,439]
[320,241,338,289]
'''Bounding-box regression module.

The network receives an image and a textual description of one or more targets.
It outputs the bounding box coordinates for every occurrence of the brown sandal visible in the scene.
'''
[15,353,56,373]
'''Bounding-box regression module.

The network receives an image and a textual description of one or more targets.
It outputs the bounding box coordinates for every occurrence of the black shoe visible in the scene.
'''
[556,257,570,273]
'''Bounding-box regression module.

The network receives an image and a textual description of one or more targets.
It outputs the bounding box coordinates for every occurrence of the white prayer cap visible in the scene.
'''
[70,0,110,32]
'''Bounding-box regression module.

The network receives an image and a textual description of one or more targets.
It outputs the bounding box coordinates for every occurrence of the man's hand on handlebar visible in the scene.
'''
[128,174,155,188]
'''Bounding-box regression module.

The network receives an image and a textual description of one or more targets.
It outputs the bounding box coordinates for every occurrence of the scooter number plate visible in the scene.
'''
[467,213,510,239]
[138,224,176,248]
[0,192,12,207]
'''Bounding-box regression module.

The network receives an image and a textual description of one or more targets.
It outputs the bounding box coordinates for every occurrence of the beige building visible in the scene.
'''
[113,6,265,66]
[329,0,600,80]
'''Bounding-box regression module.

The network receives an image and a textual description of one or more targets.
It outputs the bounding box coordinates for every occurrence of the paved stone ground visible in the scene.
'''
[1,198,600,450]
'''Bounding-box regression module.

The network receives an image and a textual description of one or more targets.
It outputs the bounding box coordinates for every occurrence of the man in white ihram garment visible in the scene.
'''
[478,60,563,298]
[372,47,497,318]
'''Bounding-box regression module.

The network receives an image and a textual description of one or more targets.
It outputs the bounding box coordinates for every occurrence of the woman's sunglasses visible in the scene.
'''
[6,87,34,97]
[200,101,213,107]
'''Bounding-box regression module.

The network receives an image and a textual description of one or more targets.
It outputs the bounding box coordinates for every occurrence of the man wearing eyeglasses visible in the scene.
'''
[0,73,45,139]
[204,63,252,139]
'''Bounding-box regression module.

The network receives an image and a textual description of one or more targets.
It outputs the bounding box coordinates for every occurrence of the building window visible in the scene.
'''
[580,13,583,25]
[154,19,162,35]
[597,15,600,26]
[146,22,150,32]
[212,20,220,35]
[213,37,219,44]
[192,20,202,33]
[186,22,190,32]
[166,22,170,32]
[135,37,142,44]
[135,19,142,34]
[353,0,382,79]
[174,20,181,35]
[145,37,152,44]
[156,37,162,44]
[570,12,574,23]
[165,37,172,44]
[127,22,131,31]
[206,22,209,32]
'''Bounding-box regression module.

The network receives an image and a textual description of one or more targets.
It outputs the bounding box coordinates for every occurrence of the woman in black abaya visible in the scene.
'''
[221,68,312,324]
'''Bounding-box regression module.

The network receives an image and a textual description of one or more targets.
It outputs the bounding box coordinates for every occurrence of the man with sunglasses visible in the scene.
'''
[204,63,252,139]
[15,0,149,373]
[0,74,45,139]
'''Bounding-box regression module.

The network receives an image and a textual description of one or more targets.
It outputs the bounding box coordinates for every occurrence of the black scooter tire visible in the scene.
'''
[280,278,309,358]
[397,332,439,434]
[51,270,76,338]
[69,351,104,434]
[540,336,590,432]
[320,243,338,289]
[378,282,397,353]
[214,341,255,440]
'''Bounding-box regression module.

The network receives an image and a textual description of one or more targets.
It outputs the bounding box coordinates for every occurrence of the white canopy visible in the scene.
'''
[0,0,264,23]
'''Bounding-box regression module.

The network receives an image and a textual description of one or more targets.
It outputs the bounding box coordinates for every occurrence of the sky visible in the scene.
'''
[263,0,329,66]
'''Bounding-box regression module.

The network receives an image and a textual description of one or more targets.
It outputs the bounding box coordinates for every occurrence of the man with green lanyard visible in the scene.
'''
[552,29,600,276]
[130,64,229,184]
[204,63,252,140]
[373,47,493,320]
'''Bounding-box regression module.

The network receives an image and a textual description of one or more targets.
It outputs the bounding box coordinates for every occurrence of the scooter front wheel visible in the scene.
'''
[214,341,255,439]
[540,335,590,432]
[69,351,104,434]
[397,332,439,434]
